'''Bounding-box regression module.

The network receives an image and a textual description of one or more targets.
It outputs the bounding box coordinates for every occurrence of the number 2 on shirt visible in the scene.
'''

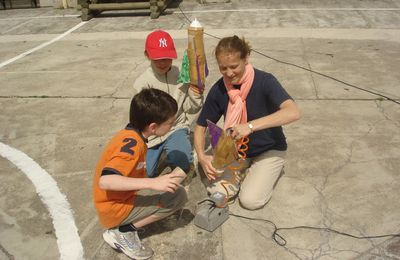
[121,138,137,155]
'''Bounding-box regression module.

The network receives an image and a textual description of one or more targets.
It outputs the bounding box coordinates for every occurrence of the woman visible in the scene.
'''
[194,35,301,210]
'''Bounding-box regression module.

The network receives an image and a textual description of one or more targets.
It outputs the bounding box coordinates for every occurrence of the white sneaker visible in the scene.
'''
[103,228,153,259]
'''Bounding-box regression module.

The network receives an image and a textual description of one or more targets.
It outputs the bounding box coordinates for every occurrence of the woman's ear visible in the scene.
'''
[245,55,249,65]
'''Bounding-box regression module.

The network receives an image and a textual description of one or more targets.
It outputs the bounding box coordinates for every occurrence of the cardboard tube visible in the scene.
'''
[187,19,207,90]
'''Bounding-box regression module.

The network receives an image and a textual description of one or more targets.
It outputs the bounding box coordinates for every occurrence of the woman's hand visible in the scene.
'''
[230,123,252,140]
[198,154,217,181]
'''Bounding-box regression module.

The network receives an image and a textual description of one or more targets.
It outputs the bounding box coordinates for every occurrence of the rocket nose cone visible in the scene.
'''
[190,18,202,28]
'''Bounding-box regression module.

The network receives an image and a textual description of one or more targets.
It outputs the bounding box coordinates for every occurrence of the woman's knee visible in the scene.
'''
[239,191,272,210]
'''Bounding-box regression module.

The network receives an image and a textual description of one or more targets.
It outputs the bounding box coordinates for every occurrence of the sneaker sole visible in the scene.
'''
[102,232,119,250]
[102,231,153,260]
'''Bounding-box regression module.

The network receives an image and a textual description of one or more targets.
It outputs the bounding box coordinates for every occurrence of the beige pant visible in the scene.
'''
[207,150,286,210]
[120,187,188,226]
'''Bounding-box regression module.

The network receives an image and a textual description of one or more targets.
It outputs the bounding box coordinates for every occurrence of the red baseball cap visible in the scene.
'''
[145,30,177,60]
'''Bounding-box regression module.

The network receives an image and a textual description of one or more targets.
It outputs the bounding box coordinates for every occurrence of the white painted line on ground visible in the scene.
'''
[0,14,80,21]
[0,142,84,260]
[176,8,400,14]
[0,21,87,69]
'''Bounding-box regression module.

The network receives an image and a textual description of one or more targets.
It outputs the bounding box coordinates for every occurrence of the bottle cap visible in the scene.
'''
[210,191,228,208]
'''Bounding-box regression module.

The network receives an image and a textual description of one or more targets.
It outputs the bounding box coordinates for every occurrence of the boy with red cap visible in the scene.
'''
[134,30,204,183]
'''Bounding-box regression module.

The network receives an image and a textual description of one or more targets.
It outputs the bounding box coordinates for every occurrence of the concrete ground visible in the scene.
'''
[1,0,400,259]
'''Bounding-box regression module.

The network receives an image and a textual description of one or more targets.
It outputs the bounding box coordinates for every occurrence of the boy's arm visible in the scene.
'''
[99,174,152,191]
[99,169,186,193]
[182,84,204,114]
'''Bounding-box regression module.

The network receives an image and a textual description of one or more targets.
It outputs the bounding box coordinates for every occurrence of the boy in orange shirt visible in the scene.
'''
[93,88,187,260]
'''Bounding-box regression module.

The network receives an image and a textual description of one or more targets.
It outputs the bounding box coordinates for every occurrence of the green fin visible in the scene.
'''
[177,50,190,84]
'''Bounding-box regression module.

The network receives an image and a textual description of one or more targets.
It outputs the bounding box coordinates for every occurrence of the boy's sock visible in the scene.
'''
[118,224,137,233]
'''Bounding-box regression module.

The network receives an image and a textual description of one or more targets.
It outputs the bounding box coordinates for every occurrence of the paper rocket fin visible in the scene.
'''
[177,50,190,84]
[207,120,222,149]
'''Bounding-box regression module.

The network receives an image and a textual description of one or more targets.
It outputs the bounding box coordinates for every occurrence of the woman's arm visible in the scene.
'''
[230,99,301,139]
[194,124,217,180]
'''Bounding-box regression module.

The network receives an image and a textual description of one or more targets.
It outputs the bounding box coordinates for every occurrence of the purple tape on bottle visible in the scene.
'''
[206,120,223,149]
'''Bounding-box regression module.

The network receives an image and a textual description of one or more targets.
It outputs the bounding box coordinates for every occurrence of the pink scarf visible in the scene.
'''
[223,63,255,130]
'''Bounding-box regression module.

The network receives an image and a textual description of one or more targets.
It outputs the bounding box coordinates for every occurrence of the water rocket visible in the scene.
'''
[206,120,238,170]
[178,19,208,92]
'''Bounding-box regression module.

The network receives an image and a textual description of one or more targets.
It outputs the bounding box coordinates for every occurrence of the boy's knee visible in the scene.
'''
[174,186,188,209]
[167,151,191,173]
[163,187,187,211]
[158,187,187,217]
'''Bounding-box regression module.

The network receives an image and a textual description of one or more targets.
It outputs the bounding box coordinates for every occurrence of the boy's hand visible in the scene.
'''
[152,172,186,193]
[189,84,204,95]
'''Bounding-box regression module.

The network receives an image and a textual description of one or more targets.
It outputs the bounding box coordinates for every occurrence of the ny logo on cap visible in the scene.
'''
[159,38,168,48]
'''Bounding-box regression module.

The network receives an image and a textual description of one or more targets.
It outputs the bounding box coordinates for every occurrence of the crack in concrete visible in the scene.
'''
[176,13,190,30]
[0,243,15,260]
[374,100,400,128]
[300,38,319,99]
[281,123,389,258]
[1,132,58,141]
[111,60,141,98]
[356,10,373,29]
[108,60,142,111]
[0,19,31,35]
[236,216,305,259]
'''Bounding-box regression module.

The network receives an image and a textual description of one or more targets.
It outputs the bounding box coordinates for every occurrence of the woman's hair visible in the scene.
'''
[130,88,177,131]
[215,35,251,59]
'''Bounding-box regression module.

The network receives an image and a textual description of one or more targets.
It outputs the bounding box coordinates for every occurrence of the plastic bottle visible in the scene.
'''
[187,18,207,90]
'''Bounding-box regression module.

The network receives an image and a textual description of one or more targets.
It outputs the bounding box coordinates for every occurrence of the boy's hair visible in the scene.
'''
[130,88,178,131]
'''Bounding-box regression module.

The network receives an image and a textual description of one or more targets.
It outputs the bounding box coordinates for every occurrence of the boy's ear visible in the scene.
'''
[144,51,149,58]
[148,122,158,134]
